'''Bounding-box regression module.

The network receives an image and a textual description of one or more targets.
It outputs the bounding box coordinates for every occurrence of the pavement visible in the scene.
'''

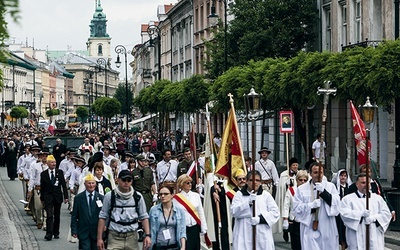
[0,166,399,249]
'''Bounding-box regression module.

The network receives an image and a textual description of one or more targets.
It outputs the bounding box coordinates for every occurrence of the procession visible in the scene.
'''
[0,91,397,250]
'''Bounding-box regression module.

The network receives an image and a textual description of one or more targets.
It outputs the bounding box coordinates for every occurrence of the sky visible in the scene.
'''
[6,0,173,77]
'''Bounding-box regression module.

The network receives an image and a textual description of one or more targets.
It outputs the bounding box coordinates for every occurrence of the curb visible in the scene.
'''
[0,172,39,250]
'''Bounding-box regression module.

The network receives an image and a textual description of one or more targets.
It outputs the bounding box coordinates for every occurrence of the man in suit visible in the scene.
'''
[71,173,104,250]
[52,138,67,169]
[40,154,68,241]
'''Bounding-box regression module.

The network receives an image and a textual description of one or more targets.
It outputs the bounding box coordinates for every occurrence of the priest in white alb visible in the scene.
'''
[339,173,391,250]
[293,162,339,250]
[231,170,279,250]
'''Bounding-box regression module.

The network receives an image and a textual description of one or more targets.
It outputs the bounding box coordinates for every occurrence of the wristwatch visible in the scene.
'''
[145,233,151,237]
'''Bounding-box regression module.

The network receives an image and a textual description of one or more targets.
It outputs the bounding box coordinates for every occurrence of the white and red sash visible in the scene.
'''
[174,193,212,247]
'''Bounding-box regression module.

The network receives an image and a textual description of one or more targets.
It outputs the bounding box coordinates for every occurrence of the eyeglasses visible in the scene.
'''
[159,193,171,196]
[249,179,261,182]
[121,178,132,182]
[237,178,246,181]
[298,179,308,182]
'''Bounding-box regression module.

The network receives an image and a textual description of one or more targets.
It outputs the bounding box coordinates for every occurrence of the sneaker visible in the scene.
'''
[137,229,144,242]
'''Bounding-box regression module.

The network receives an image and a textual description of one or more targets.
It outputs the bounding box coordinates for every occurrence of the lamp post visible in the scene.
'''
[38,92,43,117]
[85,70,94,130]
[147,24,161,80]
[115,44,129,130]
[361,96,376,250]
[97,57,109,97]
[209,0,228,72]
[244,87,262,250]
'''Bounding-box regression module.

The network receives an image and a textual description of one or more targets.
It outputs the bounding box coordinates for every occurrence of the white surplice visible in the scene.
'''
[339,192,391,250]
[293,179,340,250]
[231,187,279,250]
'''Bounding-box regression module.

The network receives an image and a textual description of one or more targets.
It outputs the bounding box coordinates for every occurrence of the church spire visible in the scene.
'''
[89,0,109,38]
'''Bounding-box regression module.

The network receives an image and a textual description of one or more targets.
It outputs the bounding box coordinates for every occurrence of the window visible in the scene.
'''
[355,0,361,42]
[341,5,347,46]
[98,44,103,56]
[324,8,331,51]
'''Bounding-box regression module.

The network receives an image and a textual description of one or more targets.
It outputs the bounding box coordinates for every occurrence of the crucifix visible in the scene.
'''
[313,80,336,231]
[316,80,337,165]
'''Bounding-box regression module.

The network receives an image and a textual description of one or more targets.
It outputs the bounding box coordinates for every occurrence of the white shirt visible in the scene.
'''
[312,140,326,159]
[254,158,279,186]
[156,159,178,183]
[28,162,48,191]
[175,190,207,231]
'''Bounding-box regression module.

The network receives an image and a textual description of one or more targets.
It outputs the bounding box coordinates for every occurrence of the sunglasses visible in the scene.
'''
[159,192,171,196]
[298,179,308,182]
[237,178,246,181]
[121,178,132,182]
[185,181,192,185]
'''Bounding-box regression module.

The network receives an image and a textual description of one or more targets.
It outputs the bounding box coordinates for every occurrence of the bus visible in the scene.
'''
[67,114,81,128]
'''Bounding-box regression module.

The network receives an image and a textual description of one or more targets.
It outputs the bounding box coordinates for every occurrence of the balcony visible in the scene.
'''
[342,39,383,51]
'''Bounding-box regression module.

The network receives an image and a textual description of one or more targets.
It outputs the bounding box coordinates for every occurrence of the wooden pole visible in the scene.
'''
[286,133,289,172]
[251,119,256,250]
[365,134,370,249]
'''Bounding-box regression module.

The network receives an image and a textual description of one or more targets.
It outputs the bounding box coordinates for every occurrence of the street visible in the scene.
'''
[0,167,398,250]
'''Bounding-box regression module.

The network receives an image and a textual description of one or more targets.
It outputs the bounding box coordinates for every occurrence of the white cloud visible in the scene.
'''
[7,0,172,51]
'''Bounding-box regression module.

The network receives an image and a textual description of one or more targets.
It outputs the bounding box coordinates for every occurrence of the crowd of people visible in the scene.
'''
[0,125,397,250]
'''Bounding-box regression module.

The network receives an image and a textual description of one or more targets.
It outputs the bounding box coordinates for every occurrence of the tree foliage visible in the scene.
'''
[205,0,318,79]
[92,97,121,118]
[113,82,133,116]
[45,108,60,117]
[134,75,210,115]
[76,106,89,121]
[10,105,28,118]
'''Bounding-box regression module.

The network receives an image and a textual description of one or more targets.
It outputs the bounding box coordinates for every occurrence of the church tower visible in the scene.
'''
[87,0,111,58]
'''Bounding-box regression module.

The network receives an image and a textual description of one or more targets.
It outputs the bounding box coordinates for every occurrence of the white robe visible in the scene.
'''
[231,188,279,250]
[293,180,339,250]
[273,170,297,233]
[339,192,391,250]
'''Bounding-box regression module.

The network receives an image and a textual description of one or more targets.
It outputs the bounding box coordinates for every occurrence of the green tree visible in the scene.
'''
[205,0,318,78]
[92,97,121,119]
[76,106,89,122]
[113,83,133,117]
[10,105,28,124]
[0,1,19,67]
[45,108,60,120]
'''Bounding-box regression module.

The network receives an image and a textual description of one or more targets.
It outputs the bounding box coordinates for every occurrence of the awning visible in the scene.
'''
[128,114,154,126]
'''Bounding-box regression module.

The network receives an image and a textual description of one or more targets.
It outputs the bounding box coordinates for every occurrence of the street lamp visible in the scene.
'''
[361,96,377,250]
[209,0,228,72]
[244,87,262,250]
[147,24,161,80]
[115,44,129,130]
[97,57,109,97]
[85,70,94,130]
[38,92,43,117]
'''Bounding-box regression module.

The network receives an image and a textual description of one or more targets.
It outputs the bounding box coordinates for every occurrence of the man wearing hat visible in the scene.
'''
[140,142,155,161]
[97,170,151,250]
[19,145,40,211]
[234,168,247,192]
[119,151,135,172]
[132,154,157,242]
[132,154,157,212]
[69,156,87,212]
[40,154,69,241]
[177,148,201,192]
[274,157,299,240]
[102,145,114,166]
[254,147,279,198]
[71,173,104,250]
[27,149,50,229]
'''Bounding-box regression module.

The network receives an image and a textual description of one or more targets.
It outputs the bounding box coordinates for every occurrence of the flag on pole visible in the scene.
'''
[215,94,246,187]
[350,100,371,165]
